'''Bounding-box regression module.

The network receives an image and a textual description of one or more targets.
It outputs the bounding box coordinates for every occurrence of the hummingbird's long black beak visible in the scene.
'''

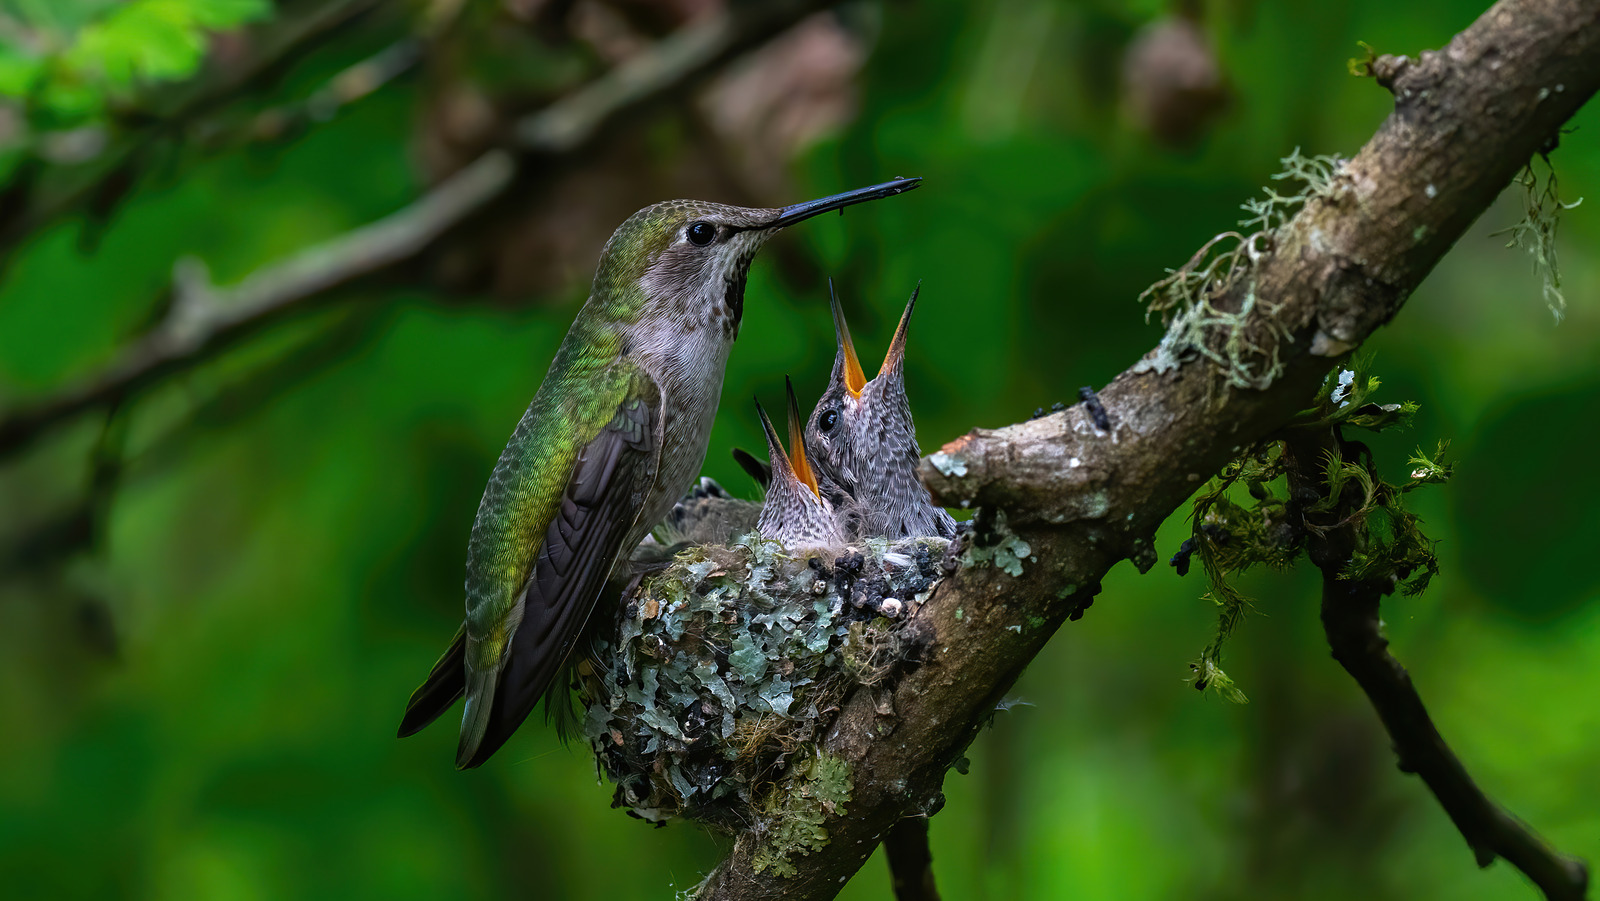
[769,177,922,228]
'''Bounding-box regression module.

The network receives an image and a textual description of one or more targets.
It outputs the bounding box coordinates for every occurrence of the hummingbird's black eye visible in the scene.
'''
[819,409,839,432]
[687,221,716,246]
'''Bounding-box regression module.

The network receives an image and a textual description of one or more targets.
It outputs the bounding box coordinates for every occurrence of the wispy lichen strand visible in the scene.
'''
[1136,149,1346,389]
[1493,158,1582,322]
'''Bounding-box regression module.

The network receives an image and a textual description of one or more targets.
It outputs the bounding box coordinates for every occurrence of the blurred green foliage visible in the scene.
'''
[0,0,268,143]
[0,1,1597,899]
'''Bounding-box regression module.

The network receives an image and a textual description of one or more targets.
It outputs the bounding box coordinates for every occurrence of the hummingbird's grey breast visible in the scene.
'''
[622,315,737,551]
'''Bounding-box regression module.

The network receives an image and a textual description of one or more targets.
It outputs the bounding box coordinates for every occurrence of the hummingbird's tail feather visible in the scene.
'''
[545,570,632,746]
[457,667,500,768]
[457,546,614,769]
[397,624,467,738]
[545,674,585,745]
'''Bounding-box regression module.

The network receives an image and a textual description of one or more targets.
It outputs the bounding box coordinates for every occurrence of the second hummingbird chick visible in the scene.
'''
[755,379,847,551]
[655,478,761,549]
[805,283,957,540]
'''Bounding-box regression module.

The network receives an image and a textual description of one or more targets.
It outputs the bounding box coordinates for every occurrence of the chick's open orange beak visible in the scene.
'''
[829,281,867,399]
[785,377,820,496]
[879,282,920,379]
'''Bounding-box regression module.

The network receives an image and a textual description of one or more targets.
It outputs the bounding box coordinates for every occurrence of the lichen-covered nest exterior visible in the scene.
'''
[583,535,948,835]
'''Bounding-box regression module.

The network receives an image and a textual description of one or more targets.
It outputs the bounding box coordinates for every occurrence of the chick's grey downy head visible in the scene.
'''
[804,282,872,500]
[805,283,955,539]
[754,379,846,551]
[805,283,921,496]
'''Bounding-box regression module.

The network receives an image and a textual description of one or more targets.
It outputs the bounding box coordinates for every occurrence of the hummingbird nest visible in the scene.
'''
[582,534,947,868]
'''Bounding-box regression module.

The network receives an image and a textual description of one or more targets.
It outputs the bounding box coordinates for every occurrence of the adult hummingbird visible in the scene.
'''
[805,282,956,540]
[398,178,921,768]
[753,378,847,551]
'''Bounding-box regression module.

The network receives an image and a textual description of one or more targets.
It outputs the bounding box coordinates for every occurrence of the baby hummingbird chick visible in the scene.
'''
[754,378,846,551]
[806,283,956,540]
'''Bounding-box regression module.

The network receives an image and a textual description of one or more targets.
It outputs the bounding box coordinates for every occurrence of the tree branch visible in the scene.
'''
[512,1,819,154]
[693,0,1600,896]
[0,149,514,460]
[884,819,941,901]
[0,0,839,463]
[1325,580,1589,899]
[1284,428,1589,901]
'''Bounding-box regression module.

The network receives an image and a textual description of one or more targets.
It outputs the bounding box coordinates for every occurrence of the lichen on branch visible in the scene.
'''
[1493,156,1583,321]
[700,2,1600,895]
[1135,148,1346,390]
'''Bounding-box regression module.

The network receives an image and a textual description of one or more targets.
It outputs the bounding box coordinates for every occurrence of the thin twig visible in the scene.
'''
[516,0,837,154]
[0,150,513,460]
[1286,430,1590,901]
[1322,577,1589,899]
[191,39,424,148]
[884,819,941,901]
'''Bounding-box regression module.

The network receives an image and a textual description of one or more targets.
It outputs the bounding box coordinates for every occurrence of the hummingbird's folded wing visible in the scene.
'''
[457,377,662,768]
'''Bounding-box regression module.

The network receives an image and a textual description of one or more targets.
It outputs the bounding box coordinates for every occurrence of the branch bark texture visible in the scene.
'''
[695,0,1600,897]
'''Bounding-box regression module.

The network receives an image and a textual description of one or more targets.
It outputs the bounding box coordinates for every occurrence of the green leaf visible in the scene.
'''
[5,0,271,125]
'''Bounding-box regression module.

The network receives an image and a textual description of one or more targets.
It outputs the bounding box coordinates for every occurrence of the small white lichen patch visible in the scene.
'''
[1329,368,1355,408]
[929,452,968,478]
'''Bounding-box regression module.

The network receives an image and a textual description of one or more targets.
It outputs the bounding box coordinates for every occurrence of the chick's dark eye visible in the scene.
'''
[687,221,716,245]
[819,409,839,432]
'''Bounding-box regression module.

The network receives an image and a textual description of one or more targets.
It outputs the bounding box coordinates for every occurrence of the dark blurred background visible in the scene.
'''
[0,1,1595,898]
